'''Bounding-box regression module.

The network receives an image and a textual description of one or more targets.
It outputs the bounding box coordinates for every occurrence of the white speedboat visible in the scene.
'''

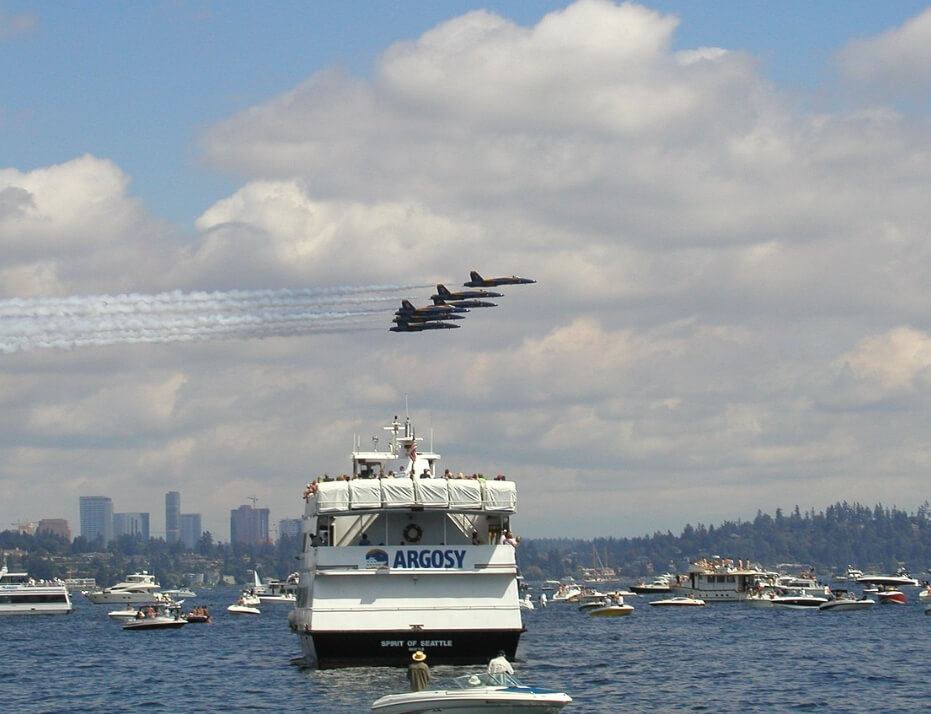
[818,591,874,611]
[371,672,571,713]
[770,590,829,609]
[83,571,163,604]
[917,585,931,602]
[288,414,524,668]
[551,584,583,603]
[0,564,73,616]
[649,596,705,607]
[108,606,143,620]
[630,575,673,594]
[228,598,261,615]
[162,588,196,599]
[122,602,187,630]
[238,592,261,607]
[856,568,920,588]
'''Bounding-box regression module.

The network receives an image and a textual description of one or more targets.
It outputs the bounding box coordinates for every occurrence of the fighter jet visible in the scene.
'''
[463,270,536,287]
[390,321,461,332]
[431,284,503,302]
[430,296,497,309]
[395,299,469,317]
[392,313,464,324]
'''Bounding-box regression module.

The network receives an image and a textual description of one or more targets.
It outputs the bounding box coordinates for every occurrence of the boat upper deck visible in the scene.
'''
[305,477,516,516]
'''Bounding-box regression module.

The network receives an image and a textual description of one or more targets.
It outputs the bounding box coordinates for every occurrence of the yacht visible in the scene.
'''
[629,575,672,594]
[0,565,73,615]
[83,571,163,604]
[253,570,298,605]
[856,568,920,588]
[288,414,524,668]
[667,557,768,602]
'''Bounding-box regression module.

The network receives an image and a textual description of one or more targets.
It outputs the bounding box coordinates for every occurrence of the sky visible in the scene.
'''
[3,0,931,543]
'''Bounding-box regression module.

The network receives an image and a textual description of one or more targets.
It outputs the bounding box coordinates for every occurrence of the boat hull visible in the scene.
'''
[587,605,634,616]
[818,599,874,611]
[122,617,187,630]
[84,592,163,605]
[371,688,571,714]
[297,629,522,669]
[0,602,73,616]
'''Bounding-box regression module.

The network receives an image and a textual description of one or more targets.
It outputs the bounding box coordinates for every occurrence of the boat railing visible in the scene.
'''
[307,479,517,515]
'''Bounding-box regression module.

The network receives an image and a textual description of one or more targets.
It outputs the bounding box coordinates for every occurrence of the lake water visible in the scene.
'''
[3,586,930,713]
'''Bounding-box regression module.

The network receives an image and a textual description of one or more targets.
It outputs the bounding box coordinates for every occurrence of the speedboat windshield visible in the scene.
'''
[452,672,522,689]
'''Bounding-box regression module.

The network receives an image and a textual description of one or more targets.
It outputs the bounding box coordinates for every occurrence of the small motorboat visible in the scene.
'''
[122,603,187,630]
[770,590,829,610]
[587,595,634,617]
[877,588,906,605]
[108,606,142,620]
[649,596,706,607]
[818,591,875,612]
[238,592,261,607]
[629,576,672,594]
[371,672,571,713]
[184,607,212,623]
[227,601,261,615]
[917,585,931,602]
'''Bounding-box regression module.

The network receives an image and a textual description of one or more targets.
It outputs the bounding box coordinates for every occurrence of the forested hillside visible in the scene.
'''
[517,501,931,581]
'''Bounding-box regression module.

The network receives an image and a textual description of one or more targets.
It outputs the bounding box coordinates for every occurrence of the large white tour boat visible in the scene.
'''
[288,415,524,668]
[668,557,768,602]
[0,564,73,615]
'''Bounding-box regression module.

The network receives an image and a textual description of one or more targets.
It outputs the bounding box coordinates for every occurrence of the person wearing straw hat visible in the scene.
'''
[407,650,430,691]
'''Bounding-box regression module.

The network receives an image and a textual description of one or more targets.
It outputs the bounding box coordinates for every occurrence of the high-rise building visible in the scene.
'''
[278,518,302,541]
[113,512,150,540]
[37,518,71,540]
[79,496,113,544]
[180,513,202,550]
[165,491,181,544]
[230,505,270,546]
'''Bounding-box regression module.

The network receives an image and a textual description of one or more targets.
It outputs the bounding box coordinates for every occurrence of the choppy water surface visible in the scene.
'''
[3,587,930,713]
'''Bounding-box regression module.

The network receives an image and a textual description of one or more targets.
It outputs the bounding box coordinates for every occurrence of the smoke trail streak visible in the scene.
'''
[0,284,430,354]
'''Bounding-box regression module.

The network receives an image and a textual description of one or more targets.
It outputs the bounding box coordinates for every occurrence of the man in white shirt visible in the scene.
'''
[487,650,514,675]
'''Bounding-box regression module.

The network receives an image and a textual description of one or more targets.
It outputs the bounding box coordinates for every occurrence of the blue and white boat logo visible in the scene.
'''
[365,549,390,569]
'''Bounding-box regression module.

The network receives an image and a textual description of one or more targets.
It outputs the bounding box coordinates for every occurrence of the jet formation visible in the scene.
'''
[390,271,535,332]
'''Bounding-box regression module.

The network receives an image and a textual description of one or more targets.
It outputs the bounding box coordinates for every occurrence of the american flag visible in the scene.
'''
[408,441,417,461]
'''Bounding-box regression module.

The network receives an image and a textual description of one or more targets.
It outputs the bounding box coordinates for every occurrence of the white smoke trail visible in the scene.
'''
[0,284,429,353]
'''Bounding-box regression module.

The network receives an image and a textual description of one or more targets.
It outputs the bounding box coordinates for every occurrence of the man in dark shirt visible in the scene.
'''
[407,650,430,691]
